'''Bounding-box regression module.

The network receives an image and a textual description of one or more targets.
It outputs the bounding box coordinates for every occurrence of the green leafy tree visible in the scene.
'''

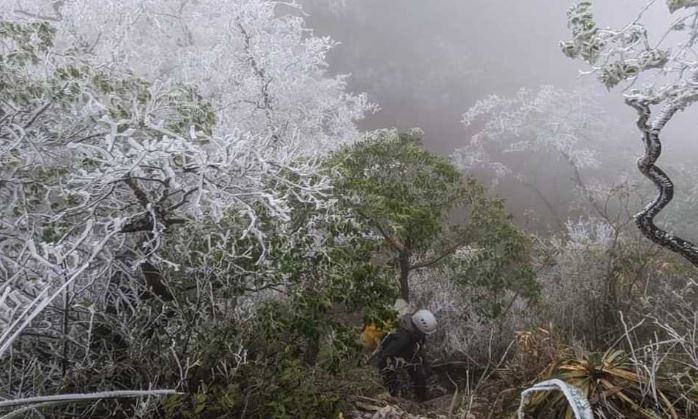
[329,129,536,302]
[156,179,395,417]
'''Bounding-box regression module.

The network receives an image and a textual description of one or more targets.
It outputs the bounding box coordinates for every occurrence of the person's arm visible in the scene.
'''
[416,339,430,372]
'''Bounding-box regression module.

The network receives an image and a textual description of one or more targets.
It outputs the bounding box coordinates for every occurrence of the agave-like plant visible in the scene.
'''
[522,349,679,419]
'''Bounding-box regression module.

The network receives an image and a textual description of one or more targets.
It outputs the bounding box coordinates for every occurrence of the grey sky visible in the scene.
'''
[299,0,698,233]
[300,0,692,155]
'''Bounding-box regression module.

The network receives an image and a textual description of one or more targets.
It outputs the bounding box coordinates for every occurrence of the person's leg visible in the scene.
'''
[408,363,429,401]
[378,356,401,396]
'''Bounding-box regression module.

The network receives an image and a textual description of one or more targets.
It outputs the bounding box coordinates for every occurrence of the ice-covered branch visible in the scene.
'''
[626,98,698,266]
[562,2,698,266]
[0,2,371,408]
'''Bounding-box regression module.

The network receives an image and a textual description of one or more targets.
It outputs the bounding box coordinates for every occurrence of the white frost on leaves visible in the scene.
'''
[454,85,606,185]
[562,1,698,111]
[0,0,371,356]
[565,217,616,249]
[4,0,373,152]
[452,245,482,262]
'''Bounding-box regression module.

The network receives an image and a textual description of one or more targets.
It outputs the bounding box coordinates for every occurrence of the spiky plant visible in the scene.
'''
[523,349,680,418]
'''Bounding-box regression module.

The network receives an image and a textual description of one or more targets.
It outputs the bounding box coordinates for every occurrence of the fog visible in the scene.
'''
[300,0,585,155]
[300,0,698,232]
[300,0,693,150]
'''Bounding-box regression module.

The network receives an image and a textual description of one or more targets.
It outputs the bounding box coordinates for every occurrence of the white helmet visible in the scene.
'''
[411,309,437,335]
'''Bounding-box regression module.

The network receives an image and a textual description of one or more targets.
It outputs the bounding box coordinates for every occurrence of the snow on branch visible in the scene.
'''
[455,85,606,183]
[562,1,698,267]
[0,2,371,401]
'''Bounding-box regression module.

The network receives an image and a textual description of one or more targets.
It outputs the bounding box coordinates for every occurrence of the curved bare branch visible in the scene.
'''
[626,98,698,267]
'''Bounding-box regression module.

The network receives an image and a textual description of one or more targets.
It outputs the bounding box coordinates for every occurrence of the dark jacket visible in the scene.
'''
[376,314,429,400]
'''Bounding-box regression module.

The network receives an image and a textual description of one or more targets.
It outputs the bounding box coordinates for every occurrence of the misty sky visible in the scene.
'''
[298,0,698,234]
[299,0,695,157]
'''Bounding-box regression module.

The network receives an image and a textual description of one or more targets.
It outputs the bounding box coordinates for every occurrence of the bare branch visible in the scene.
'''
[626,98,698,267]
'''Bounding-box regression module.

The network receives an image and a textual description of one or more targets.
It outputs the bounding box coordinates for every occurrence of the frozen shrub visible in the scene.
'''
[533,218,618,343]
[534,216,665,345]
[409,270,530,365]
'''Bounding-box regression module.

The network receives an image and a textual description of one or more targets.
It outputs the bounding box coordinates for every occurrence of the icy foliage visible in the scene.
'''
[562,1,698,107]
[2,0,373,151]
[454,85,606,186]
[451,245,482,262]
[409,271,528,363]
[565,218,616,249]
[534,218,618,341]
[562,1,668,89]
[0,0,371,365]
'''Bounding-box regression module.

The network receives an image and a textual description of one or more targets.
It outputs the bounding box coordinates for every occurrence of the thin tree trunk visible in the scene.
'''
[398,251,411,302]
[61,283,70,377]
[303,334,320,366]
[560,151,605,219]
[520,179,565,232]
[141,260,173,301]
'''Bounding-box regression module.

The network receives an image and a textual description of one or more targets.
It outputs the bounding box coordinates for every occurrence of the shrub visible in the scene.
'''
[409,270,531,366]
[521,349,685,418]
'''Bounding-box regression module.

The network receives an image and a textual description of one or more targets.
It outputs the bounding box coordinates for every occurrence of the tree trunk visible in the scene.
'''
[303,334,320,366]
[141,261,173,301]
[398,251,411,302]
[521,179,565,232]
[626,99,698,268]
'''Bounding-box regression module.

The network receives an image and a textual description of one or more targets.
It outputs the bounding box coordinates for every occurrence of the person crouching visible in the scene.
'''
[375,309,437,401]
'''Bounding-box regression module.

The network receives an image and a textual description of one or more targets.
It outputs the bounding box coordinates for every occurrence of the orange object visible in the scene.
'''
[360,321,394,351]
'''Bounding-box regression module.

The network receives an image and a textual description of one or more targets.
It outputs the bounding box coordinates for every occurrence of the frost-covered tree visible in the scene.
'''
[3,0,371,150]
[453,85,630,230]
[0,0,371,335]
[561,1,698,267]
[0,0,372,412]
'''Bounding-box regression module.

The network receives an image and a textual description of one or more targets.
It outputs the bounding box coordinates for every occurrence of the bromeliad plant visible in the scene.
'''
[523,349,681,418]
